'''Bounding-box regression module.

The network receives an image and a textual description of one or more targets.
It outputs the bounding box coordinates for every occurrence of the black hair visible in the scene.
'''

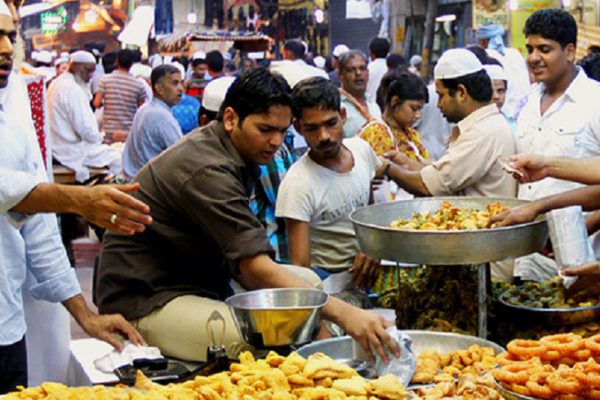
[192,58,207,67]
[578,52,600,82]
[217,68,292,122]
[132,49,142,63]
[369,37,390,58]
[224,61,237,74]
[385,72,429,106]
[291,77,341,120]
[466,44,490,64]
[206,50,224,73]
[440,70,492,103]
[386,53,406,70]
[150,64,181,91]
[524,8,577,48]
[199,107,218,124]
[117,49,136,70]
[284,39,306,59]
[338,50,368,72]
[485,57,502,67]
[589,45,600,54]
[102,51,118,74]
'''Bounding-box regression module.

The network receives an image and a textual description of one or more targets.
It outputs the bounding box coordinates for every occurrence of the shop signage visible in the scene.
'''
[472,0,509,29]
[40,6,67,35]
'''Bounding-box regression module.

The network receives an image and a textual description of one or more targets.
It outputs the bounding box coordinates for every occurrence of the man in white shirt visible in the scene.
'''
[276,77,382,289]
[365,37,390,103]
[339,50,382,138]
[514,8,600,280]
[0,3,144,393]
[47,50,121,182]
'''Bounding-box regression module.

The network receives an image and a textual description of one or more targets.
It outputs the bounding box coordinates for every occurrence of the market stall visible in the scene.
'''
[157,30,273,57]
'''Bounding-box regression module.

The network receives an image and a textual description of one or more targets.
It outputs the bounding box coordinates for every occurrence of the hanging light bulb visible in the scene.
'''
[187,11,197,24]
[509,0,519,10]
[562,0,572,7]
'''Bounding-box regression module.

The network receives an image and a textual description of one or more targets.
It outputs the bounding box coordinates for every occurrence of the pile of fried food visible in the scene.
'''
[410,345,502,399]
[389,201,508,231]
[492,333,600,399]
[5,351,409,400]
[502,278,600,309]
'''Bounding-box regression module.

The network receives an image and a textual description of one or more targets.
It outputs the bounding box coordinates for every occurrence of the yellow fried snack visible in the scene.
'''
[367,374,408,400]
[303,352,358,380]
[390,200,509,231]
[331,376,369,396]
[5,350,409,400]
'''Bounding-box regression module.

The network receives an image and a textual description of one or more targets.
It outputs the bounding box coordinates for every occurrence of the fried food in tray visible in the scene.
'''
[410,345,497,385]
[502,278,600,309]
[415,372,502,400]
[492,333,600,399]
[4,351,410,400]
[389,200,508,231]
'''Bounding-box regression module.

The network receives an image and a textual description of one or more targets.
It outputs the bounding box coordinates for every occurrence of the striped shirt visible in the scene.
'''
[98,70,147,135]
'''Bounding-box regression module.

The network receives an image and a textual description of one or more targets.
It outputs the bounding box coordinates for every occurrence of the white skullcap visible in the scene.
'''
[484,64,508,82]
[202,76,236,112]
[130,63,152,79]
[69,50,96,64]
[54,57,68,67]
[169,61,185,79]
[269,60,328,87]
[60,51,70,59]
[313,56,326,69]
[0,0,10,17]
[434,48,483,80]
[31,51,39,61]
[332,44,350,58]
[36,50,53,64]
[409,55,422,66]
[192,51,206,60]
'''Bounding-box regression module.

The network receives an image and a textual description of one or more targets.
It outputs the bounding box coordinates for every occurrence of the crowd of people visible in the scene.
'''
[3,0,600,394]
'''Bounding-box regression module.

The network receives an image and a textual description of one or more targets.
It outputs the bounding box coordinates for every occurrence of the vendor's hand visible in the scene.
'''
[349,252,380,290]
[76,183,152,235]
[505,154,549,183]
[489,202,540,227]
[80,313,146,351]
[339,307,399,363]
[383,150,411,168]
[564,262,600,300]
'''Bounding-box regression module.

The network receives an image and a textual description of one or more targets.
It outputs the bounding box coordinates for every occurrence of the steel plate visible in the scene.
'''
[296,330,504,366]
[499,291,600,326]
[350,197,548,265]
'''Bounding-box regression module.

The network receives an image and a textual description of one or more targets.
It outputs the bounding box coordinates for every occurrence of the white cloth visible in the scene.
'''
[47,72,121,182]
[69,50,96,64]
[366,58,387,103]
[341,95,382,138]
[515,68,600,280]
[202,77,236,112]
[270,60,328,88]
[487,48,531,121]
[94,342,162,373]
[414,84,452,161]
[275,138,382,271]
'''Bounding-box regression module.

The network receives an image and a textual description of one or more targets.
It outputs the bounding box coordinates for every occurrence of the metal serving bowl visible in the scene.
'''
[498,291,600,326]
[225,288,329,349]
[350,197,548,265]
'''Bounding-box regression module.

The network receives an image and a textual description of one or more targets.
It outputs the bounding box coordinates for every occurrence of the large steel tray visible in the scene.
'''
[350,197,548,265]
[296,330,504,362]
[498,291,600,326]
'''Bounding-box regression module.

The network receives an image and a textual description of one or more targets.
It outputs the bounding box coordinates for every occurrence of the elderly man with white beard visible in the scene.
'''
[47,50,121,182]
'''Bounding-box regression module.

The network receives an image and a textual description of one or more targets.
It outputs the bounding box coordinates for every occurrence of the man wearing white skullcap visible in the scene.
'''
[0,1,147,393]
[47,50,122,182]
[483,64,508,110]
[199,75,235,126]
[382,48,516,199]
[328,44,349,87]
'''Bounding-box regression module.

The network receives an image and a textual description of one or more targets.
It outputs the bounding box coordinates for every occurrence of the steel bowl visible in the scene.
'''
[225,288,328,349]
[498,291,600,326]
[350,197,548,265]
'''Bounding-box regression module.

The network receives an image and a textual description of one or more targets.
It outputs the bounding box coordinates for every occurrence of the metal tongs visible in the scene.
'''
[206,310,227,361]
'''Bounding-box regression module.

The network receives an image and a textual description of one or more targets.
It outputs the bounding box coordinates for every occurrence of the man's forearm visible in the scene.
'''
[62,294,94,328]
[11,183,86,214]
[545,157,600,184]
[387,164,431,196]
[532,185,600,214]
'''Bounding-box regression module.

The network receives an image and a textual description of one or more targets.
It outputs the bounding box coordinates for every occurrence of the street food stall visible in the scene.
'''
[157,30,273,57]
[6,198,600,400]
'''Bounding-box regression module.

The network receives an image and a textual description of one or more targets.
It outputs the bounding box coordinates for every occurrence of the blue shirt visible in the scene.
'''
[172,94,200,135]
[0,108,81,346]
[122,98,183,179]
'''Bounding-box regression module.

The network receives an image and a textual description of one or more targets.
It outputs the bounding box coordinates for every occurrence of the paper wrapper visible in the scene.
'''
[547,206,595,288]
[93,342,163,373]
